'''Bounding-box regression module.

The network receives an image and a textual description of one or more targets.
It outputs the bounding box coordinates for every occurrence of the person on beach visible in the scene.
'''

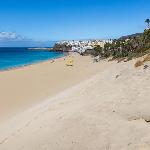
[50,59,55,63]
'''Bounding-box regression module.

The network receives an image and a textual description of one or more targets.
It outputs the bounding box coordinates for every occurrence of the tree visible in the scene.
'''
[145,19,150,29]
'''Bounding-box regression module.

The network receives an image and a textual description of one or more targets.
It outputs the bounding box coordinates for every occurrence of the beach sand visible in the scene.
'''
[1,54,150,149]
[0,54,107,122]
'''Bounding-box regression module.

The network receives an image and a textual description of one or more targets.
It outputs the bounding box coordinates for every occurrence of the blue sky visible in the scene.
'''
[0,0,149,41]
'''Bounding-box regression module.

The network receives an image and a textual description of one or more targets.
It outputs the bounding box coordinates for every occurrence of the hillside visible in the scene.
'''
[93,29,150,60]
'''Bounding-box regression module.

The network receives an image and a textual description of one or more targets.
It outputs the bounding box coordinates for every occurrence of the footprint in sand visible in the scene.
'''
[0,137,8,145]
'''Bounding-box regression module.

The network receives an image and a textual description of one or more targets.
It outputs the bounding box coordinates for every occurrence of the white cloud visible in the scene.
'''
[0,32,53,47]
[0,32,22,40]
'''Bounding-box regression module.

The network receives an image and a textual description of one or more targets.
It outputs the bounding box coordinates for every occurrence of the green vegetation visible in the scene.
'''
[93,28,150,61]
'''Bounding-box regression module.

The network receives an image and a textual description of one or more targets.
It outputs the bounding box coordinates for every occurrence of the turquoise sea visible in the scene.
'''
[0,47,64,70]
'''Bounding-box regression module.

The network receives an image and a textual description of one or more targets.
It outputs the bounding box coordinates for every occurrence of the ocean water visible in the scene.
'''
[0,47,64,70]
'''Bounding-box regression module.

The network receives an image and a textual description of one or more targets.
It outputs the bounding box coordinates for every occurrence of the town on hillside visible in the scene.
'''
[53,39,113,54]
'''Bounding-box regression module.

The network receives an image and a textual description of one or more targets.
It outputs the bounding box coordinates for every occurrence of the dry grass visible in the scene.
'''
[134,60,144,68]
[143,54,150,62]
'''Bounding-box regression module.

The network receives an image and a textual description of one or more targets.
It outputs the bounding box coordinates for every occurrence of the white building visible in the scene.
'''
[56,39,112,54]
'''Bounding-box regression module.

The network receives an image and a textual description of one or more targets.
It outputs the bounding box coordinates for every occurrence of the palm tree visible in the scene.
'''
[145,19,150,29]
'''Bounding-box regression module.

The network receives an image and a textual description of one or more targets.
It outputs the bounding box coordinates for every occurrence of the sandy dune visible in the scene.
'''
[1,56,150,149]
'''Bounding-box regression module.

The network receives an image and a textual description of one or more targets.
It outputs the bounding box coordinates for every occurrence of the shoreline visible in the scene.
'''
[0,52,67,73]
[0,54,105,122]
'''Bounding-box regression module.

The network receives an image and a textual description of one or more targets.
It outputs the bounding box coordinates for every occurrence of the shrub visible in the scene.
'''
[127,52,136,61]
[93,45,103,57]
[134,60,144,68]
[92,28,150,61]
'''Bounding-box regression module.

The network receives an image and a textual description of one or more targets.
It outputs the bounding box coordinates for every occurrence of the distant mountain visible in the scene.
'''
[119,33,142,40]
[0,32,55,47]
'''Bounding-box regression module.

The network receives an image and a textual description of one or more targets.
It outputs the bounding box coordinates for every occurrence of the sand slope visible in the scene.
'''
[1,58,150,149]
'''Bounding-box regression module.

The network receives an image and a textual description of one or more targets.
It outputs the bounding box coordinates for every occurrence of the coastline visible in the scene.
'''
[0,53,106,122]
[0,52,67,73]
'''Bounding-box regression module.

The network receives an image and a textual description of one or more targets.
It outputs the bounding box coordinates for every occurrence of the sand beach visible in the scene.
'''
[1,54,150,149]
[0,54,107,122]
